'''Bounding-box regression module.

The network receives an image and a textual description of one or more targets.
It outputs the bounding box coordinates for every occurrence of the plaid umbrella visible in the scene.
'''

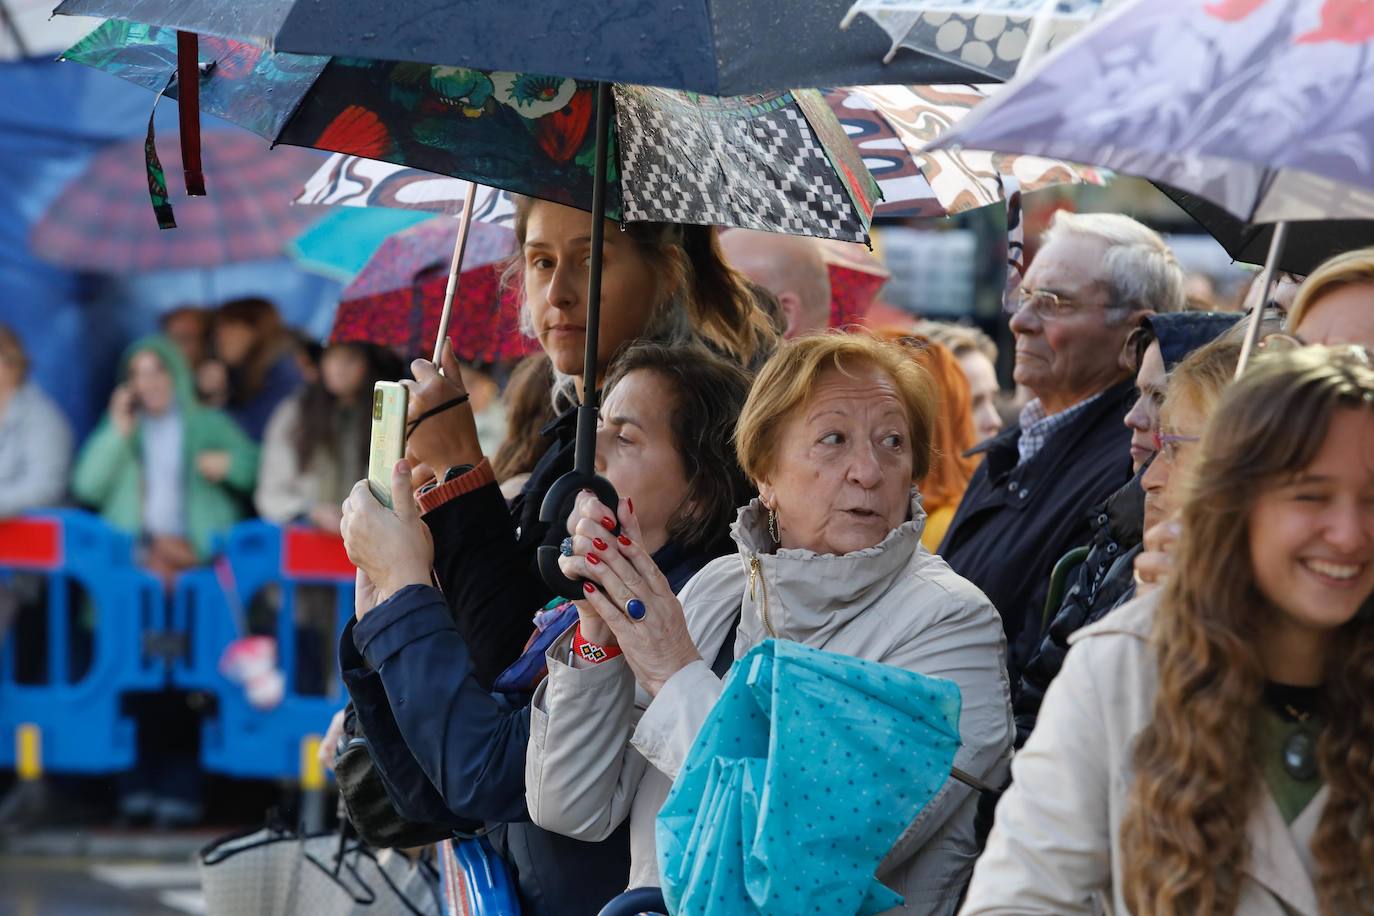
[64,21,880,243]
[826,83,1105,218]
[29,128,327,271]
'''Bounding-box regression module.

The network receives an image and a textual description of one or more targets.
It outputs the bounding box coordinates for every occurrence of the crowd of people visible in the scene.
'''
[2,197,1372,912]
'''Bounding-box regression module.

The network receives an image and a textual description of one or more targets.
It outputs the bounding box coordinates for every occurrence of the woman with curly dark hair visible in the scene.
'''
[963,345,1374,916]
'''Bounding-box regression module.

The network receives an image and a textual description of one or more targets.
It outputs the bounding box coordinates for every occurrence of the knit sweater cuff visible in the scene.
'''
[417,458,497,514]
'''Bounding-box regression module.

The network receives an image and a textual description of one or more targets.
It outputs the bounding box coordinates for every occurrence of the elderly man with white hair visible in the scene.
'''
[939,212,1186,679]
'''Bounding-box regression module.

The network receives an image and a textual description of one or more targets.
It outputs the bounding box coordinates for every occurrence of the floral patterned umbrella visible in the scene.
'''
[63,20,880,244]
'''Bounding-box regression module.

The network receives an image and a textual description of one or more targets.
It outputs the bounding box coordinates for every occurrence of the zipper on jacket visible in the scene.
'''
[747,555,776,637]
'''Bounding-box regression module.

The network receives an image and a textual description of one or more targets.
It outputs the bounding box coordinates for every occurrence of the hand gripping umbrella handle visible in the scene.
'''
[537,469,620,601]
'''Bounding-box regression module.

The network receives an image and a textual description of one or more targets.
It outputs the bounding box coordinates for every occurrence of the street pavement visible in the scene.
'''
[0,857,205,915]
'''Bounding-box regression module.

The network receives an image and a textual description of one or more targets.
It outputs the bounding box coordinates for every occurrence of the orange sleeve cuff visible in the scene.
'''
[417,457,498,515]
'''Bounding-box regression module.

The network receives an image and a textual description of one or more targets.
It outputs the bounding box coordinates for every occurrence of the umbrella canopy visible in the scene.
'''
[932,0,1374,224]
[286,207,434,282]
[657,639,962,916]
[64,21,880,243]
[338,216,515,302]
[827,82,1104,218]
[841,0,1113,79]
[1157,183,1374,276]
[296,154,517,221]
[29,128,327,271]
[54,0,990,95]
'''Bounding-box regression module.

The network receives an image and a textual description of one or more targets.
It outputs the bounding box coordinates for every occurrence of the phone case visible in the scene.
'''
[368,381,409,509]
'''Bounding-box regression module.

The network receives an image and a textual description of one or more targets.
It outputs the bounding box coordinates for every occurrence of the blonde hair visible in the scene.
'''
[1158,337,1243,433]
[1120,346,1374,915]
[0,323,27,382]
[917,320,998,365]
[735,332,937,486]
[1042,211,1187,320]
[1287,247,1374,333]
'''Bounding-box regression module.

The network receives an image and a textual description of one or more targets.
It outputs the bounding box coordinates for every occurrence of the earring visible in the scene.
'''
[768,507,779,544]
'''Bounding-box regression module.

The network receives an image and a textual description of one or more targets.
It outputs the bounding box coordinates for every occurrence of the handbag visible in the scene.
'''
[198,817,442,916]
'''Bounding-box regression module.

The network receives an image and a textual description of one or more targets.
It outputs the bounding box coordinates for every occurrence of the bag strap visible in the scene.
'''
[709,603,742,679]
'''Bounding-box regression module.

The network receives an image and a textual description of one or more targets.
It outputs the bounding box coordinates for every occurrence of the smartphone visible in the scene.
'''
[368,381,409,509]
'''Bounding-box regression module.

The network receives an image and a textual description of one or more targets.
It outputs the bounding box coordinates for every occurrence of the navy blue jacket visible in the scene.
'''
[939,378,1136,679]
[340,542,722,915]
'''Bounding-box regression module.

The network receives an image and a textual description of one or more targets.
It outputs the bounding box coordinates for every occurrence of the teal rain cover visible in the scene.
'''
[657,639,962,915]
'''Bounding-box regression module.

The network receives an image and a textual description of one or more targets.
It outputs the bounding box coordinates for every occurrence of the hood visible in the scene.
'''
[118,335,199,413]
[729,492,927,647]
[1144,311,1241,370]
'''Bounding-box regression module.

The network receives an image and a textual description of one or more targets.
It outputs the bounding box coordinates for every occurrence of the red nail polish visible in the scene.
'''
[600,516,616,531]
[618,535,632,547]
[587,553,602,566]
[627,498,634,514]
[583,582,596,594]
[593,537,609,551]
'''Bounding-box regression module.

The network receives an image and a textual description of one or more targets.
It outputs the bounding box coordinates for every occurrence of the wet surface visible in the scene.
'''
[0,857,199,916]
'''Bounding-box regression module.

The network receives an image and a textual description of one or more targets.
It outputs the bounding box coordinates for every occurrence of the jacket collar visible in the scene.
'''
[729,493,927,647]
[975,378,1137,480]
[1244,781,1327,914]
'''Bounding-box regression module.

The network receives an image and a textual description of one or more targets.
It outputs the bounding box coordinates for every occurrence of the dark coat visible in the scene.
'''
[1012,469,1145,746]
[938,378,1136,679]
[423,406,576,688]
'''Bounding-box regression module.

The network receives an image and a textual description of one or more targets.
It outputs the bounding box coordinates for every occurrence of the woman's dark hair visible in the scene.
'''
[213,297,292,404]
[602,341,755,552]
[491,352,556,484]
[293,342,403,471]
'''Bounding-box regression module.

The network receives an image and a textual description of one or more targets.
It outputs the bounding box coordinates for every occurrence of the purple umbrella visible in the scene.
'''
[933,0,1374,369]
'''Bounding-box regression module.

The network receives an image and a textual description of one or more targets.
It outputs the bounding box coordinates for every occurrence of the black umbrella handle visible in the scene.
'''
[538,82,621,601]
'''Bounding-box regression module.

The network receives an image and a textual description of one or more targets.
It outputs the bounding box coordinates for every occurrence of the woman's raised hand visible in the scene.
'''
[402,340,484,488]
[1134,518,1181,595]
[559,493,702,696]
[341,458,433,611]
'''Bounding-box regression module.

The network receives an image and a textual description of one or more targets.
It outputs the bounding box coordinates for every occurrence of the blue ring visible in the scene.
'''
[559,537,574,557]
[626,598,647,621]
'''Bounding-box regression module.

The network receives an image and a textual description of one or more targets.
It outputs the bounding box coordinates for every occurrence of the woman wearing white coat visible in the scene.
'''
[526,334,1014,915]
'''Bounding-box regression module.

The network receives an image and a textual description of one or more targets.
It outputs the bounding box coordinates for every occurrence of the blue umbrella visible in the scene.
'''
[53,0,988,95]
[656,640,963,916]
[286,207,434,283]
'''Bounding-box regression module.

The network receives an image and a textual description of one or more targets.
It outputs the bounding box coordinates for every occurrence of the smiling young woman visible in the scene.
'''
[964,345,1374,915]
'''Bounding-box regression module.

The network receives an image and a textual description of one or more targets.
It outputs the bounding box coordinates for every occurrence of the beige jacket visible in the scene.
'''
[961,595,1329,916]
[526,495,1014,914]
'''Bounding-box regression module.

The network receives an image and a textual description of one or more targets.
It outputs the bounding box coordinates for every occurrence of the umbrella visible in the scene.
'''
[63,22,879,244]
[657,639,964,916]
[328,215,530,364]
[931,0,1374,370]
[287,207,435,282]
[1156,183,1374,277]
[826,83,1105,218]
[296,154,517,222]
[53,0,990,95]
[840,0,1113,79]
[29,128,327,271]
[818,239,893,327]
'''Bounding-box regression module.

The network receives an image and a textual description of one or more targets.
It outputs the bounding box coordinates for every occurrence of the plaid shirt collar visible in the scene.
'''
[1016,391,1104,466]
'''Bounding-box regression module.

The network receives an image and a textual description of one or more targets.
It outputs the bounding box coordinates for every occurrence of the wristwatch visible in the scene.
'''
[442,464,477,483]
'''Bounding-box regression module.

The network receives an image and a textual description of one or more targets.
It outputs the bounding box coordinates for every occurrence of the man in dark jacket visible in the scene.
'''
[1011,310,1244,744]
[939,212,1186,679]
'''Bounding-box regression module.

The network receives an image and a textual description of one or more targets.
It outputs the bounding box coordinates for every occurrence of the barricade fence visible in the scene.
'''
[0,511,354,789]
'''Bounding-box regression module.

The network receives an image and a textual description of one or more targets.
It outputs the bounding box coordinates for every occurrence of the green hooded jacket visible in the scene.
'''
[72,336,260,559]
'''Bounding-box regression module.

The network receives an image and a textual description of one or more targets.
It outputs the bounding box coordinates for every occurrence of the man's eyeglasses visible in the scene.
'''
[1004,287,1105,321]
[1152,430,1200,463]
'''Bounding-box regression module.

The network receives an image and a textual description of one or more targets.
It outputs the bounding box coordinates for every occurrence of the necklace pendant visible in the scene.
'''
[1282,728,1319,782]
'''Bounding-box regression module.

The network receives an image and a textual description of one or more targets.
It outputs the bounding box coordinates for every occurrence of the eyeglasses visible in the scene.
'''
[1152,430,1200,463]
[1004,287,1106,321]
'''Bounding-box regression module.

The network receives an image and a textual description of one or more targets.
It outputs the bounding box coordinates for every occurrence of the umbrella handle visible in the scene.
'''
[431,179,478,368]
[950,766,998,795]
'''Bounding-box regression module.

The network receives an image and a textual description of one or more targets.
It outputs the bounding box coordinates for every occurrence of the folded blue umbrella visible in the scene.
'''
[657,640,962,916]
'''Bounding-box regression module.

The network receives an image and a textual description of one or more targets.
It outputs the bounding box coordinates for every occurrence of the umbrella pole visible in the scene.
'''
[1235,221,1289,378]
[430,179,478,367]
[574,81,614,476]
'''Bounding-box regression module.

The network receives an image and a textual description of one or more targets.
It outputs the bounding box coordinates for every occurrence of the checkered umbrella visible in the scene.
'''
[30,129,327,271]
[63,21,880,244]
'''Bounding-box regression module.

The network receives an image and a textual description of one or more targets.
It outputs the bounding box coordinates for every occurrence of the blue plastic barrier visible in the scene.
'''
[0,510,165,774]
[172,520,355,781]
